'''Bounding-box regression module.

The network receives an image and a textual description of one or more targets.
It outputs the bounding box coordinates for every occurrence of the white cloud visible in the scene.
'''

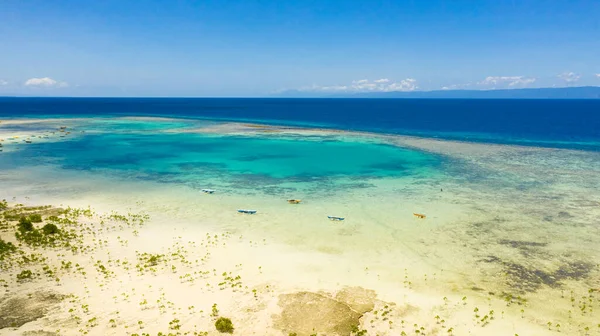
[0,79,7,86]
[478,76,536,87]
[301,78,418,93]
[443,76,535,90]
[384,79,418,91]
[557,72,580,83]
[595,73,600,78]
[24,77,68,88]
[441,83,472,90]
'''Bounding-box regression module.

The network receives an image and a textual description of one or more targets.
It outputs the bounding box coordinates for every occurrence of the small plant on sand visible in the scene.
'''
[17,269,34,282]
[0,199,8,210]
[168,318,181,331]
[42,223,59,235]
[350,324,367,336]
[211,303,219,317]
[29,213,43,223]
[215,317,234,333]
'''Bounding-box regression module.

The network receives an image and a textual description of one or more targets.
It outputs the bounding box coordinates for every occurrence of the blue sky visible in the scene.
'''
[1,0,599,96]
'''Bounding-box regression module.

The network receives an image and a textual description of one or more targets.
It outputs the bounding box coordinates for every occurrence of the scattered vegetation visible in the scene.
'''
[351,324,368,335]
[3,204,55,221]
[0,197,597,336]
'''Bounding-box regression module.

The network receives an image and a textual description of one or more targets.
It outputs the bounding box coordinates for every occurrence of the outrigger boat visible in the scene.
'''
[413,213,426,219]
[237,209,257,214]
[287,199,301,204]
[328,216,345,221]
[201,189,215,194]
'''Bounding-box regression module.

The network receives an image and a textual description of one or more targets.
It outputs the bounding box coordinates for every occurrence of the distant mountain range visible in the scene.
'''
[275,86,600,99]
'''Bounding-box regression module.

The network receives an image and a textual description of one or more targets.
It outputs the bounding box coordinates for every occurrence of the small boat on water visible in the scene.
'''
[201,189,215,194]
[413,213,426,219]
[25,140,32,144]
[287,199,301,204]
[237,209,257,214]
[328,216,345,221]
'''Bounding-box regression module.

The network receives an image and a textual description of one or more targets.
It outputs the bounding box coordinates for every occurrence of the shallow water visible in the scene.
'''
[1,117,599,335]
[1,119,442,196]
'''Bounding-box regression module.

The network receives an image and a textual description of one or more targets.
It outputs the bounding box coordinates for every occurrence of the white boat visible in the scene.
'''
[201,189,215,194]
[237,209,257,214]
[328,216,345,221]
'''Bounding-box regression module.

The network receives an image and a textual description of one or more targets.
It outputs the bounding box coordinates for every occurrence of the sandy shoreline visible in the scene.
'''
[0,198,554,336]
[1,117,599,335]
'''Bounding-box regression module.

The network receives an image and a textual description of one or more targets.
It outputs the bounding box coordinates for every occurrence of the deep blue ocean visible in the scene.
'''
[1,97,599,150]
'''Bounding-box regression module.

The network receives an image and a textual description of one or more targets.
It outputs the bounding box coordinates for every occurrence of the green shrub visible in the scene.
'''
[15,229,44,246]
[0,199,7,210]
[3,211,20,221]
[17,270,33,281]
[42,223,59,235]
[18,216,34,233]
[16,223,75,248]
[0,238,16,256]
[29,213,43,223]
[215,317,234,333]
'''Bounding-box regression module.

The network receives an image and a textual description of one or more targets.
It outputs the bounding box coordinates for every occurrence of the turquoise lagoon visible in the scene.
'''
[1,119,442,195]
